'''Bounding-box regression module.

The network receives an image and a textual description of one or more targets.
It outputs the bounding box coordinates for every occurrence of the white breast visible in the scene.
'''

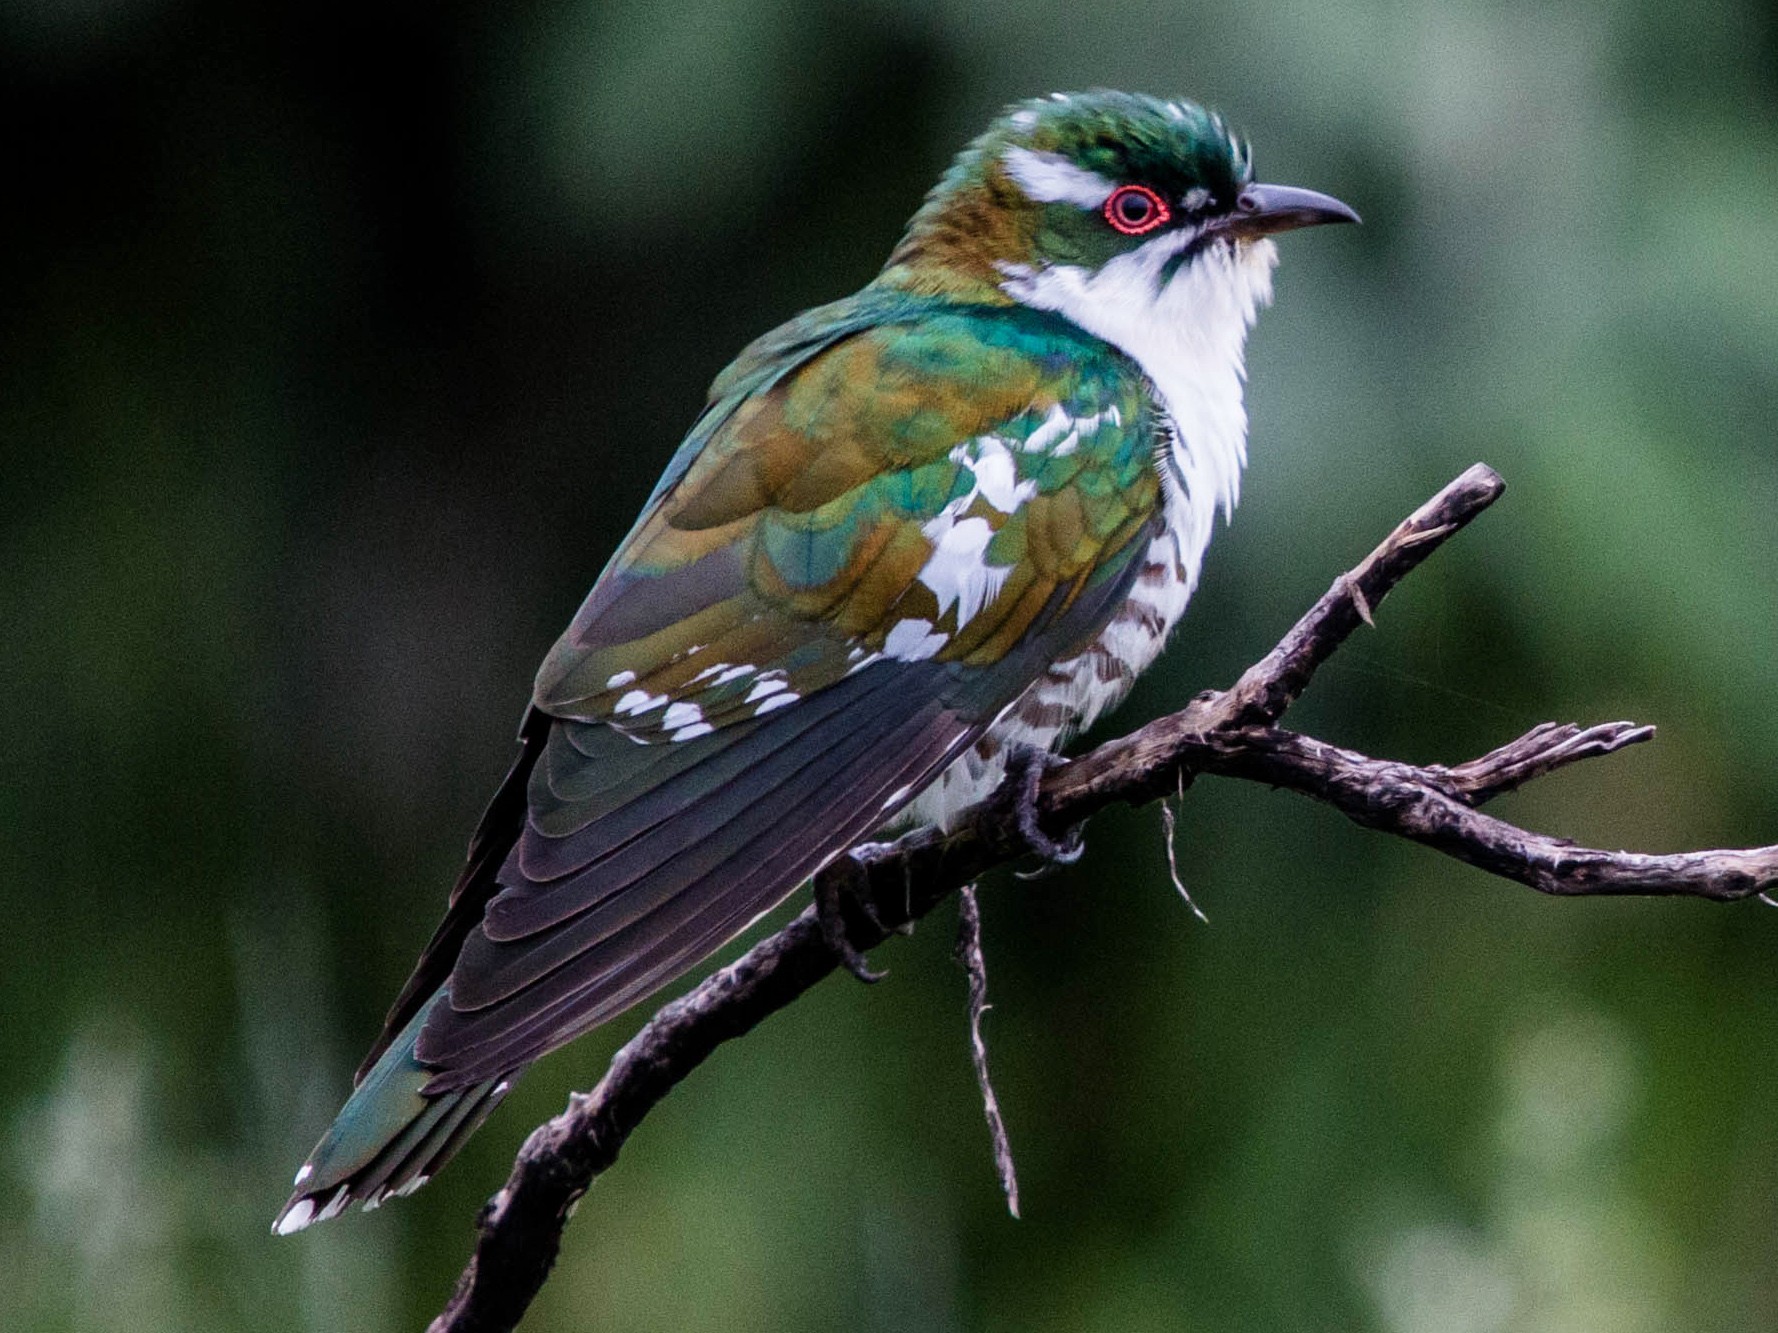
[904,235,1278,831]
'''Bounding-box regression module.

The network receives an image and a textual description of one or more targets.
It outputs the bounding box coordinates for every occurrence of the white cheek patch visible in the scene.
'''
[1001,146,1114,208]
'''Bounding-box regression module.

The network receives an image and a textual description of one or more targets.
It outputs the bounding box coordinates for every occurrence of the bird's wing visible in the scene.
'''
[353,294,897,1081]
[384,301,1168,1090]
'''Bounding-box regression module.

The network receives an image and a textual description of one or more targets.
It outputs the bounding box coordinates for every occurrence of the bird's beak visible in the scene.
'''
[1208,183,1360,239]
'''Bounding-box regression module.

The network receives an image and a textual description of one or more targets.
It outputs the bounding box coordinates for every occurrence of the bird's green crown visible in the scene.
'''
[880,91,1256,299]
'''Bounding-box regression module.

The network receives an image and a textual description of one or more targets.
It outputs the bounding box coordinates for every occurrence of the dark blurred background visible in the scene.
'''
[5,1,1778,1329]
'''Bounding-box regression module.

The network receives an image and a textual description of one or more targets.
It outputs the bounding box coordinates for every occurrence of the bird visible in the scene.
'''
[273,89,1356,1233]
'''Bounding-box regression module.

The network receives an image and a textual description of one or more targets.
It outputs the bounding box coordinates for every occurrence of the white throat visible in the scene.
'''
[999,234,1277,592]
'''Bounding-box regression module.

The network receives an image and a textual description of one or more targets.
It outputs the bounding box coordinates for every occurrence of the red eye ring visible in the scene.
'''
[1103,184,1171,235]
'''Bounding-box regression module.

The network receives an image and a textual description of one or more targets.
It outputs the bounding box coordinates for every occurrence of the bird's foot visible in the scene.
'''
[814,854,889,984]
[1000,745,1086,870]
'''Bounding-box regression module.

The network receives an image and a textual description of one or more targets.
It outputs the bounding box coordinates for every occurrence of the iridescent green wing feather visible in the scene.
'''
[356,291,902,1076]
[535,303,1161,735]
[379,299,1167,1089]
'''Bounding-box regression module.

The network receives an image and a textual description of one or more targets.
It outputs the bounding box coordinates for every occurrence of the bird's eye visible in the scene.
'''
[1103,184,1171,236]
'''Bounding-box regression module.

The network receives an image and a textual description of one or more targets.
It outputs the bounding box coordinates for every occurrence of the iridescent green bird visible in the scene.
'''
[275,90,1356,1232]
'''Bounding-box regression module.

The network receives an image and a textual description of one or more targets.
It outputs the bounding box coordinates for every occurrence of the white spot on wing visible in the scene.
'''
[316,1186,351,1224]
[663,703,711,740]
[662,701,704,730]
[605,670,637,690]
[884,619,947,661]
[919,435,1037,629]
[744,676,787,703]
[755,691,799,714]
[1022,403,1072,454]
[275,1199,315,1235]
[964,440,1027,513]
[919,515,1008,627]
[614,689,668,717]
[1022,403,1123,458]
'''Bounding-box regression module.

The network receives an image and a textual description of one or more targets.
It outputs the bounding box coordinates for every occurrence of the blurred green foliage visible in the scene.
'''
[3,0,1778,1329]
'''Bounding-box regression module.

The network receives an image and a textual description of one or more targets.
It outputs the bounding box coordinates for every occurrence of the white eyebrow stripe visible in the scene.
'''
[1001,146,1115,208]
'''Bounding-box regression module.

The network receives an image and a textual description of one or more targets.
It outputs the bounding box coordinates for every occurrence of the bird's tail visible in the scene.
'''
[273,988,514,1234]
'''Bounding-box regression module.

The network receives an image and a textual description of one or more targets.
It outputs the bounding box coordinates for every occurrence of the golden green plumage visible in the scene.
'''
[275,90,1356,1233]
[536,303,1160,735]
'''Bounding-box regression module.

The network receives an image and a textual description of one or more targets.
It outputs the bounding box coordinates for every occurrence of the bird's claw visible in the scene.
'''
[1003,745,1087,866]
[814,857,888,984]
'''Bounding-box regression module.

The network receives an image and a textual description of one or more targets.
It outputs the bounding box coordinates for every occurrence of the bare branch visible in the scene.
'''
[1439,720,1657,805]
[956,885,1018,1219]
[1198,462,1504,730]
[430,464,1775,1332]
[1168,726,1778,901]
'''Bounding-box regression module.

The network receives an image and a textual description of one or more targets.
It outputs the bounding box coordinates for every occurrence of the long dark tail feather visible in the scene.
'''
[273,989,516,1234]
[357,710,549,1083]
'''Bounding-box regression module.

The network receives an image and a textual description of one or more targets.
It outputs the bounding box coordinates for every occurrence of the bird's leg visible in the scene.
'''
[1000,744,1086,867]
[814,852,889,984]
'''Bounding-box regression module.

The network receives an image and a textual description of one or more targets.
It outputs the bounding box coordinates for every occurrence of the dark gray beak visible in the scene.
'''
[1211,183,1360,239]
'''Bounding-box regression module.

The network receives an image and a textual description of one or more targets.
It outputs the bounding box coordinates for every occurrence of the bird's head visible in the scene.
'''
[881,91,1356,343]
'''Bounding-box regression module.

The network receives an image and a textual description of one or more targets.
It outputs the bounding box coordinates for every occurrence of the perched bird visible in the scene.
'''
[274,90,1356,1233]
